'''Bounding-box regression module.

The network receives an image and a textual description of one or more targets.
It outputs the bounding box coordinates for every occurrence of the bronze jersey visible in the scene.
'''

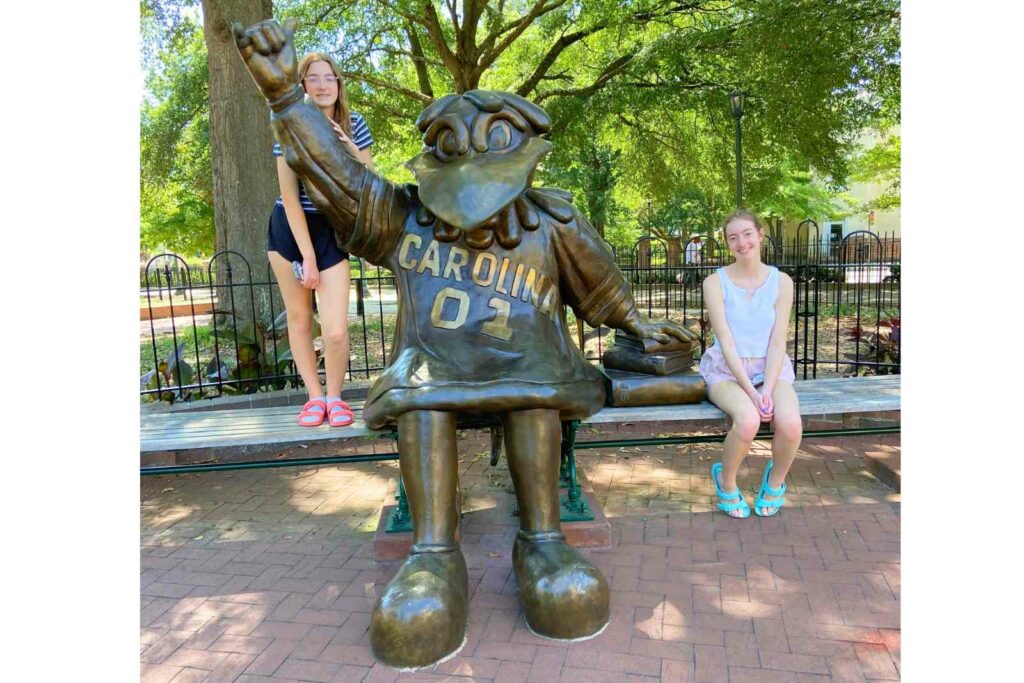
[273,101,640,428]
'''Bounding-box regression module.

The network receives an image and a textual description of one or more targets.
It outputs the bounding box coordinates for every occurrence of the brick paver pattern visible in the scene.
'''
[141,425,900,682]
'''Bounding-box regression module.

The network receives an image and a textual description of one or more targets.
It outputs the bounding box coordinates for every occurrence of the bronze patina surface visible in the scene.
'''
[233,18,696,669]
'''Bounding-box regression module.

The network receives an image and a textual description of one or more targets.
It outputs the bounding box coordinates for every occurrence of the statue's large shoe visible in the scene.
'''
[512,530,610,639]
[370,544,469,669]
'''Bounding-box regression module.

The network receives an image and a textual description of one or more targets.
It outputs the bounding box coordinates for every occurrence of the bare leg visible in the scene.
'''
[707,380,763,517]
[761,381,802,515]
[314,259,351,399]
[268,252,322,402]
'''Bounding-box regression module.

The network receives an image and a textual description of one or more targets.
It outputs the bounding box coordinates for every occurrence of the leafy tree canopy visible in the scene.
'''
[141,1,214,256]
[849,133,900,211]
[142,0,900,253]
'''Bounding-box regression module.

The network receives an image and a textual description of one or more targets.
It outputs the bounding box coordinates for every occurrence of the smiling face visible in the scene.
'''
[301,60,340,113]
[724,217,764,261]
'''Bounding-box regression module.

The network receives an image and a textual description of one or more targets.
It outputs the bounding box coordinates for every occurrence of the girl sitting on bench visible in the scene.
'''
[700,210,802,517]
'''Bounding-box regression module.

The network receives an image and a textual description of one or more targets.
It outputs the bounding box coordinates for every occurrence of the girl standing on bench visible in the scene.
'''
[266,53,375,427]
[700,211,802,517]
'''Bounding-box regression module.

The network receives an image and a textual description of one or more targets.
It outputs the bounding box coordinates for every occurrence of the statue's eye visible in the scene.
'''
[437,129,459,157]
[488,120,512,150]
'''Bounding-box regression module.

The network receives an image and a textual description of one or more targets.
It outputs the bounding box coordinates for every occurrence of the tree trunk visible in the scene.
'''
[202,0,280,324]
[667,239,682,268]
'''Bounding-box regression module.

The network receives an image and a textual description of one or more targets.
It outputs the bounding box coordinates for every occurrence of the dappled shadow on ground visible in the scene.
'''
[141,431,899,681]
[577,432,900,518]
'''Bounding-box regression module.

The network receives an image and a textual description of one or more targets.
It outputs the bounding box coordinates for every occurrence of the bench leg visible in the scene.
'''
[559,419,593,521]
[385,476,413,533]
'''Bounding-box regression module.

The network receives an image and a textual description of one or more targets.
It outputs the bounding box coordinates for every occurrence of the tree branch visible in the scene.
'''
[616,113,686,155]
[534,53,635,102]
[623,79,721,90]
[422,1,462,83]
[369,0,430,28]
[367,102,421,121]
[516,25,605,97]
[462,0,487,61]
[478,0,569,69]
[404,22,435,98]
[340,70,435,104]
[446,0,460,36]
[513,2,715,98]
[311,4,337,27]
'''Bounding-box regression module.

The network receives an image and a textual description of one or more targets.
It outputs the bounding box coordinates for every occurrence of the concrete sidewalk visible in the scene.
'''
[141,428,900,682]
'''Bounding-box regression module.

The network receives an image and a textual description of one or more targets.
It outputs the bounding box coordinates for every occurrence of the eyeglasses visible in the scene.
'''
[303,75,339,86]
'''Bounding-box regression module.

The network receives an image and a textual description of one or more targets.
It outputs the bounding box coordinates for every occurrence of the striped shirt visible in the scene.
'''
[274,111,374,213]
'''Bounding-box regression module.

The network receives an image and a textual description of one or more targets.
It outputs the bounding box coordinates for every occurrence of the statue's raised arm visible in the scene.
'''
[232,19,408,263]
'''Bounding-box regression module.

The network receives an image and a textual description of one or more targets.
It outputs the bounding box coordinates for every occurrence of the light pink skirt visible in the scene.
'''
[698,344,796,389]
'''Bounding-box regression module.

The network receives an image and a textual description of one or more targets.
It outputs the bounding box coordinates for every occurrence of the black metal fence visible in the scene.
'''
[140,226,900,402]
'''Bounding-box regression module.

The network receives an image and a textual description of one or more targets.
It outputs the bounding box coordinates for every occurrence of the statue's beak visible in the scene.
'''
[406,137,552,230]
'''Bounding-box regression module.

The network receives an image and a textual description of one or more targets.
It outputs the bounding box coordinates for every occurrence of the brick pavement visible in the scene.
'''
[141,427,900,682]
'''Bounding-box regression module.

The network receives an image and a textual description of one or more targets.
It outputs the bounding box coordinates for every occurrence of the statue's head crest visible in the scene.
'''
[406,91,555,247]
[414,90,551,137]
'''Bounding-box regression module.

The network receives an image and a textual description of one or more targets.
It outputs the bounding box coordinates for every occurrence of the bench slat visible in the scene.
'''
[141,376,899,452]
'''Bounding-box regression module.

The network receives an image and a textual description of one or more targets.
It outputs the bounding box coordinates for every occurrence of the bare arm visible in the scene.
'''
[233,18,406,263]
[277,158,314,255]
[276,156,319,288]
[355,145,376,173]
[762,272,794,394]
[327,120,377,173]
[703,273,760,401]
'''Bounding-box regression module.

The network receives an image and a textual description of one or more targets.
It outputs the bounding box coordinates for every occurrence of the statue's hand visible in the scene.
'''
[231,18,299,102]
[620,314,699,345]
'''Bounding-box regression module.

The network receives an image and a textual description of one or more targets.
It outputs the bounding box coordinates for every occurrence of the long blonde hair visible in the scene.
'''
[298,52,352,137]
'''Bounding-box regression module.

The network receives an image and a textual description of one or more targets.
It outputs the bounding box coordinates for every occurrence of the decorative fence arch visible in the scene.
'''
[141,229,900,402]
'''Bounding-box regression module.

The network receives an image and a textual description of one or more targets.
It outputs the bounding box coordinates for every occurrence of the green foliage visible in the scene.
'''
[759,160,845,225]
[141,0,900,253]
[141,3,214,256]
[846,317,900,375]
[140,310,303,401]
[850,134,900,211]
[209,310,305,394]
[141,341,197,402]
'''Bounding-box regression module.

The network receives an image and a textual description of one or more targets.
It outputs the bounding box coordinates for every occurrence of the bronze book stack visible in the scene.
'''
[601,331,706,407]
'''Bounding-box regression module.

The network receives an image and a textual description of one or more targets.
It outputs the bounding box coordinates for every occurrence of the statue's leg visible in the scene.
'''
[503,409,610,639]
[370,410,468,669]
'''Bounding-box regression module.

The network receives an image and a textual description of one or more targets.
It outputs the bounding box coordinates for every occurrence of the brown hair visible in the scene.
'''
[722,210,764,236]
[298,53,352,137]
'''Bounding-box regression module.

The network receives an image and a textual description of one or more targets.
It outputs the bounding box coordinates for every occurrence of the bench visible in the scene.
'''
[142,375,898,531]
[142,375,899,471]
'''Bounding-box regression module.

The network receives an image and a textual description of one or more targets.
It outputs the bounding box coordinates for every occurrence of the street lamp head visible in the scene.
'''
[729,88,745,118]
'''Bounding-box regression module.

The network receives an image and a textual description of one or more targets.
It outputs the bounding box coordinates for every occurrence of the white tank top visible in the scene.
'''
[714,266,779,358]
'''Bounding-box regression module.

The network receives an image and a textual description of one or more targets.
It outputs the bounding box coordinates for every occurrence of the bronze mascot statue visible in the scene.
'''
[232,19,696,669]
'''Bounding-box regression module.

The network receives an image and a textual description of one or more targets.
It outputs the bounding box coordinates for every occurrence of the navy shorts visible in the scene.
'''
[267,204,349,271]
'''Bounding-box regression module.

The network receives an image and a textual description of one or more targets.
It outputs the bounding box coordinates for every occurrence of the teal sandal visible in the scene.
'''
[711,463,751,518]
[754,461,787,517]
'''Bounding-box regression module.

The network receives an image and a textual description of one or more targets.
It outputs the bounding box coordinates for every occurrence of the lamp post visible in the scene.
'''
[730,88,745,209]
